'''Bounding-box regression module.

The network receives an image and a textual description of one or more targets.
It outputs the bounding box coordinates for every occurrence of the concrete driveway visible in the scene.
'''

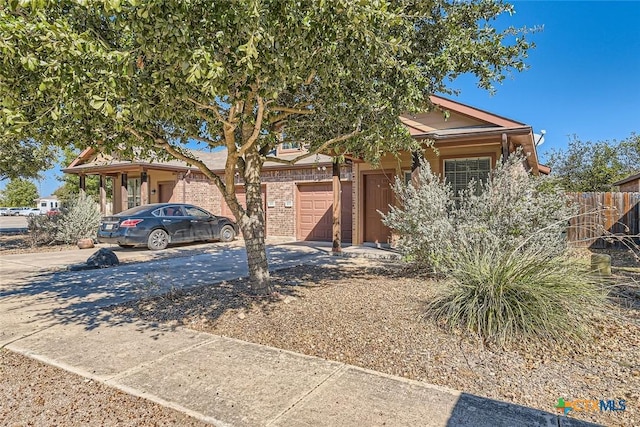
[0,239,338,345]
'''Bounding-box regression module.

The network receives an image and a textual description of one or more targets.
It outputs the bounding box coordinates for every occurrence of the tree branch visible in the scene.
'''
[186,97,234,128]
[238,95,265,156]
[265,124,361,165]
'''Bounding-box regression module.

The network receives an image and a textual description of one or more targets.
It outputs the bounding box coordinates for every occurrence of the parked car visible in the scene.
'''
[0,207,9,216]
[97,203,238,250]
[46,208,61,217]
[18,207,42,216]
[7,207,25,216]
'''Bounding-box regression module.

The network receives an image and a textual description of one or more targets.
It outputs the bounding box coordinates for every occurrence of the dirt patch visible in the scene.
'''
[110,259,640,427]
[0,349,208,426]
[0,233,77,255]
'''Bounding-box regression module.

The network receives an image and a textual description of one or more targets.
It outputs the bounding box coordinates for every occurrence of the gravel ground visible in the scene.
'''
[0,349,209,426]
[110,259,640,427]
[3,234,639,426]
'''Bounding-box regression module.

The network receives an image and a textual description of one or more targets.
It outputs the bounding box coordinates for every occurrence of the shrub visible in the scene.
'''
[383,152,577,273]
[383,152,606,345]
[55,192,101,244]
[27,214,60,246]
[427,244,605,345]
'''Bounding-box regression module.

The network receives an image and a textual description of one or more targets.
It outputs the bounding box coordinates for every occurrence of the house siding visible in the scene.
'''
[619,180,640,192]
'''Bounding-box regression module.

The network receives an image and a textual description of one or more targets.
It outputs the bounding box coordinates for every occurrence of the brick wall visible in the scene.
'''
[176,172,222,214]
[177,164,354,239]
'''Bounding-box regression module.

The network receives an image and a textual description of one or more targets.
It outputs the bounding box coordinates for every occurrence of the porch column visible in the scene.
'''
[99,175,107,215]
[332,159,342,253]
[140,171,149,205]
[120,173,128,212]
[501,133,509,164]
[79,174,86,195]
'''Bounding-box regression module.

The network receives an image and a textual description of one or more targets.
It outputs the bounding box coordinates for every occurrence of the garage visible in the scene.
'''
[297,182,352,242]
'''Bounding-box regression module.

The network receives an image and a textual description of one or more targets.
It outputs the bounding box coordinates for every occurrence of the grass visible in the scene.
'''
[426,245,607,346]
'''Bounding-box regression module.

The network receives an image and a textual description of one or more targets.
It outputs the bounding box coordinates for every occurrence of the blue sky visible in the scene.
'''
[5,0,640,197]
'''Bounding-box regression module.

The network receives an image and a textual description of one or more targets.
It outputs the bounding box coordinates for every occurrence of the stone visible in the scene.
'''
[77,238,95,249]
[86,248,119,268]
[590,253,611,276]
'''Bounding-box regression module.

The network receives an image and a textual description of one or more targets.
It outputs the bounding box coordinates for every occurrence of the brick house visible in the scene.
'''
[63,95,548,245]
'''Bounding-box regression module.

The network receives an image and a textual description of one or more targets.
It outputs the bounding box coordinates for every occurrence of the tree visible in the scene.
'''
[0,138,57,181]
[545,135,637,192]
[1,1,532,293]
[0,178,39,207]
[619,132,640,174]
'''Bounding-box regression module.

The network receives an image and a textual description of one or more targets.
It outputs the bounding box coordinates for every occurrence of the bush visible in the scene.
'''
[383,152,606,345]
[55,192,101,244]
[383,152,577,273]
[27,214,60,246]
[427,244,605,345]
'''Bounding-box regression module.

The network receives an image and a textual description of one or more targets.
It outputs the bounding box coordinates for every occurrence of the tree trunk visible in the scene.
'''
[240,148,271,294]
[332,159,342,252]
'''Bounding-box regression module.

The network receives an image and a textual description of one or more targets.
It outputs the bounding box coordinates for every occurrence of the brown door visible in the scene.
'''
[364,173,394,243]
[297,182,352,242]
[158,182,174,203]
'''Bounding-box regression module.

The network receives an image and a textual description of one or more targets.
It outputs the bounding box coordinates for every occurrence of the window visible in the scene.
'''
[127,177,141,208]
[184,206,211,218]
[280,141,301,151]
[444,157,491,197]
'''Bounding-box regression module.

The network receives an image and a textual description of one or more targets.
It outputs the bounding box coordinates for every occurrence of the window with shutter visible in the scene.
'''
[444,157,491,197]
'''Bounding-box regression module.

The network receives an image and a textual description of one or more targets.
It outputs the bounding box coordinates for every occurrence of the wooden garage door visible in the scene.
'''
[297,182,352,242]
[364,173,393,243]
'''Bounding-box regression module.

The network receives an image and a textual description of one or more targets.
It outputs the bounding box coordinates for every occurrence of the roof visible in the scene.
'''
[64,95,544,174]
[613,172,640,186]
[64,148,335,174]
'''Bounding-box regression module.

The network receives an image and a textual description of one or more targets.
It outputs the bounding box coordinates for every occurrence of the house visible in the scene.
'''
[613,173,640,192]
[63,95,548,245]
[34,195,60,214]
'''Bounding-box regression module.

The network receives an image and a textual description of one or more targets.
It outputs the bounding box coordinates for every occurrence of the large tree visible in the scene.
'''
[545,134,639,192]
[1,0,532,293]
[0,178,39,207]
[0,138,57,181]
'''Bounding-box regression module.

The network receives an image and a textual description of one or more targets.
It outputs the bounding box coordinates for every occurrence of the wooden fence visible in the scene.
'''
[567,192,640,248]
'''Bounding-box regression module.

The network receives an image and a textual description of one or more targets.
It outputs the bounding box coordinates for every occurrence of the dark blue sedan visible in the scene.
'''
[97,203,238,250]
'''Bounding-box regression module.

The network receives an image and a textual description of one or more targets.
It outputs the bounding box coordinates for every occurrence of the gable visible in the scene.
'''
[400,95,527,136]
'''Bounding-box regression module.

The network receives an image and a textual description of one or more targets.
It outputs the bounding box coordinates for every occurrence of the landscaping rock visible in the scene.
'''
[77,238,95,249]
[591,253,612,276]
[86,248,119,268]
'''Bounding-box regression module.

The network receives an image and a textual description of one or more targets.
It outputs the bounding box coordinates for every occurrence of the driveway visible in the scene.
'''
[0,240,336,347]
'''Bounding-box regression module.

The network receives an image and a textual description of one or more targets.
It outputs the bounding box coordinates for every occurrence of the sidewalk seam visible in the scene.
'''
[0,324,56,350]
[103,336,219,383]
[265,364,348,426]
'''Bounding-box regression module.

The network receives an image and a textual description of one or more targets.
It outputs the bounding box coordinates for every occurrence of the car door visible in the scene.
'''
[159,205,191,243]
[183,205,217,242]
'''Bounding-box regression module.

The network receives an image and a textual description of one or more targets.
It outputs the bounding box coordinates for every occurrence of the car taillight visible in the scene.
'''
[119,219,143,227]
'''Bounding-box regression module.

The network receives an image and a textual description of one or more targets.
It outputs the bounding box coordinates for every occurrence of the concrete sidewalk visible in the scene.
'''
[0,243,599,426]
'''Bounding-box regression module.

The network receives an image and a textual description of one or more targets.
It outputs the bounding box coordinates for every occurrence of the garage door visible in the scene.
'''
[297,182,352,242]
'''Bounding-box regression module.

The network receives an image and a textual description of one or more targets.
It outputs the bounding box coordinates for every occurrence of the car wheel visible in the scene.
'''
[147,229,169,250]
[219,224,236,242]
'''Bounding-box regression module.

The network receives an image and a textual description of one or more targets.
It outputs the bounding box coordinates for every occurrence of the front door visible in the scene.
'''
[364,173,394,244]
[158,182,174,203]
